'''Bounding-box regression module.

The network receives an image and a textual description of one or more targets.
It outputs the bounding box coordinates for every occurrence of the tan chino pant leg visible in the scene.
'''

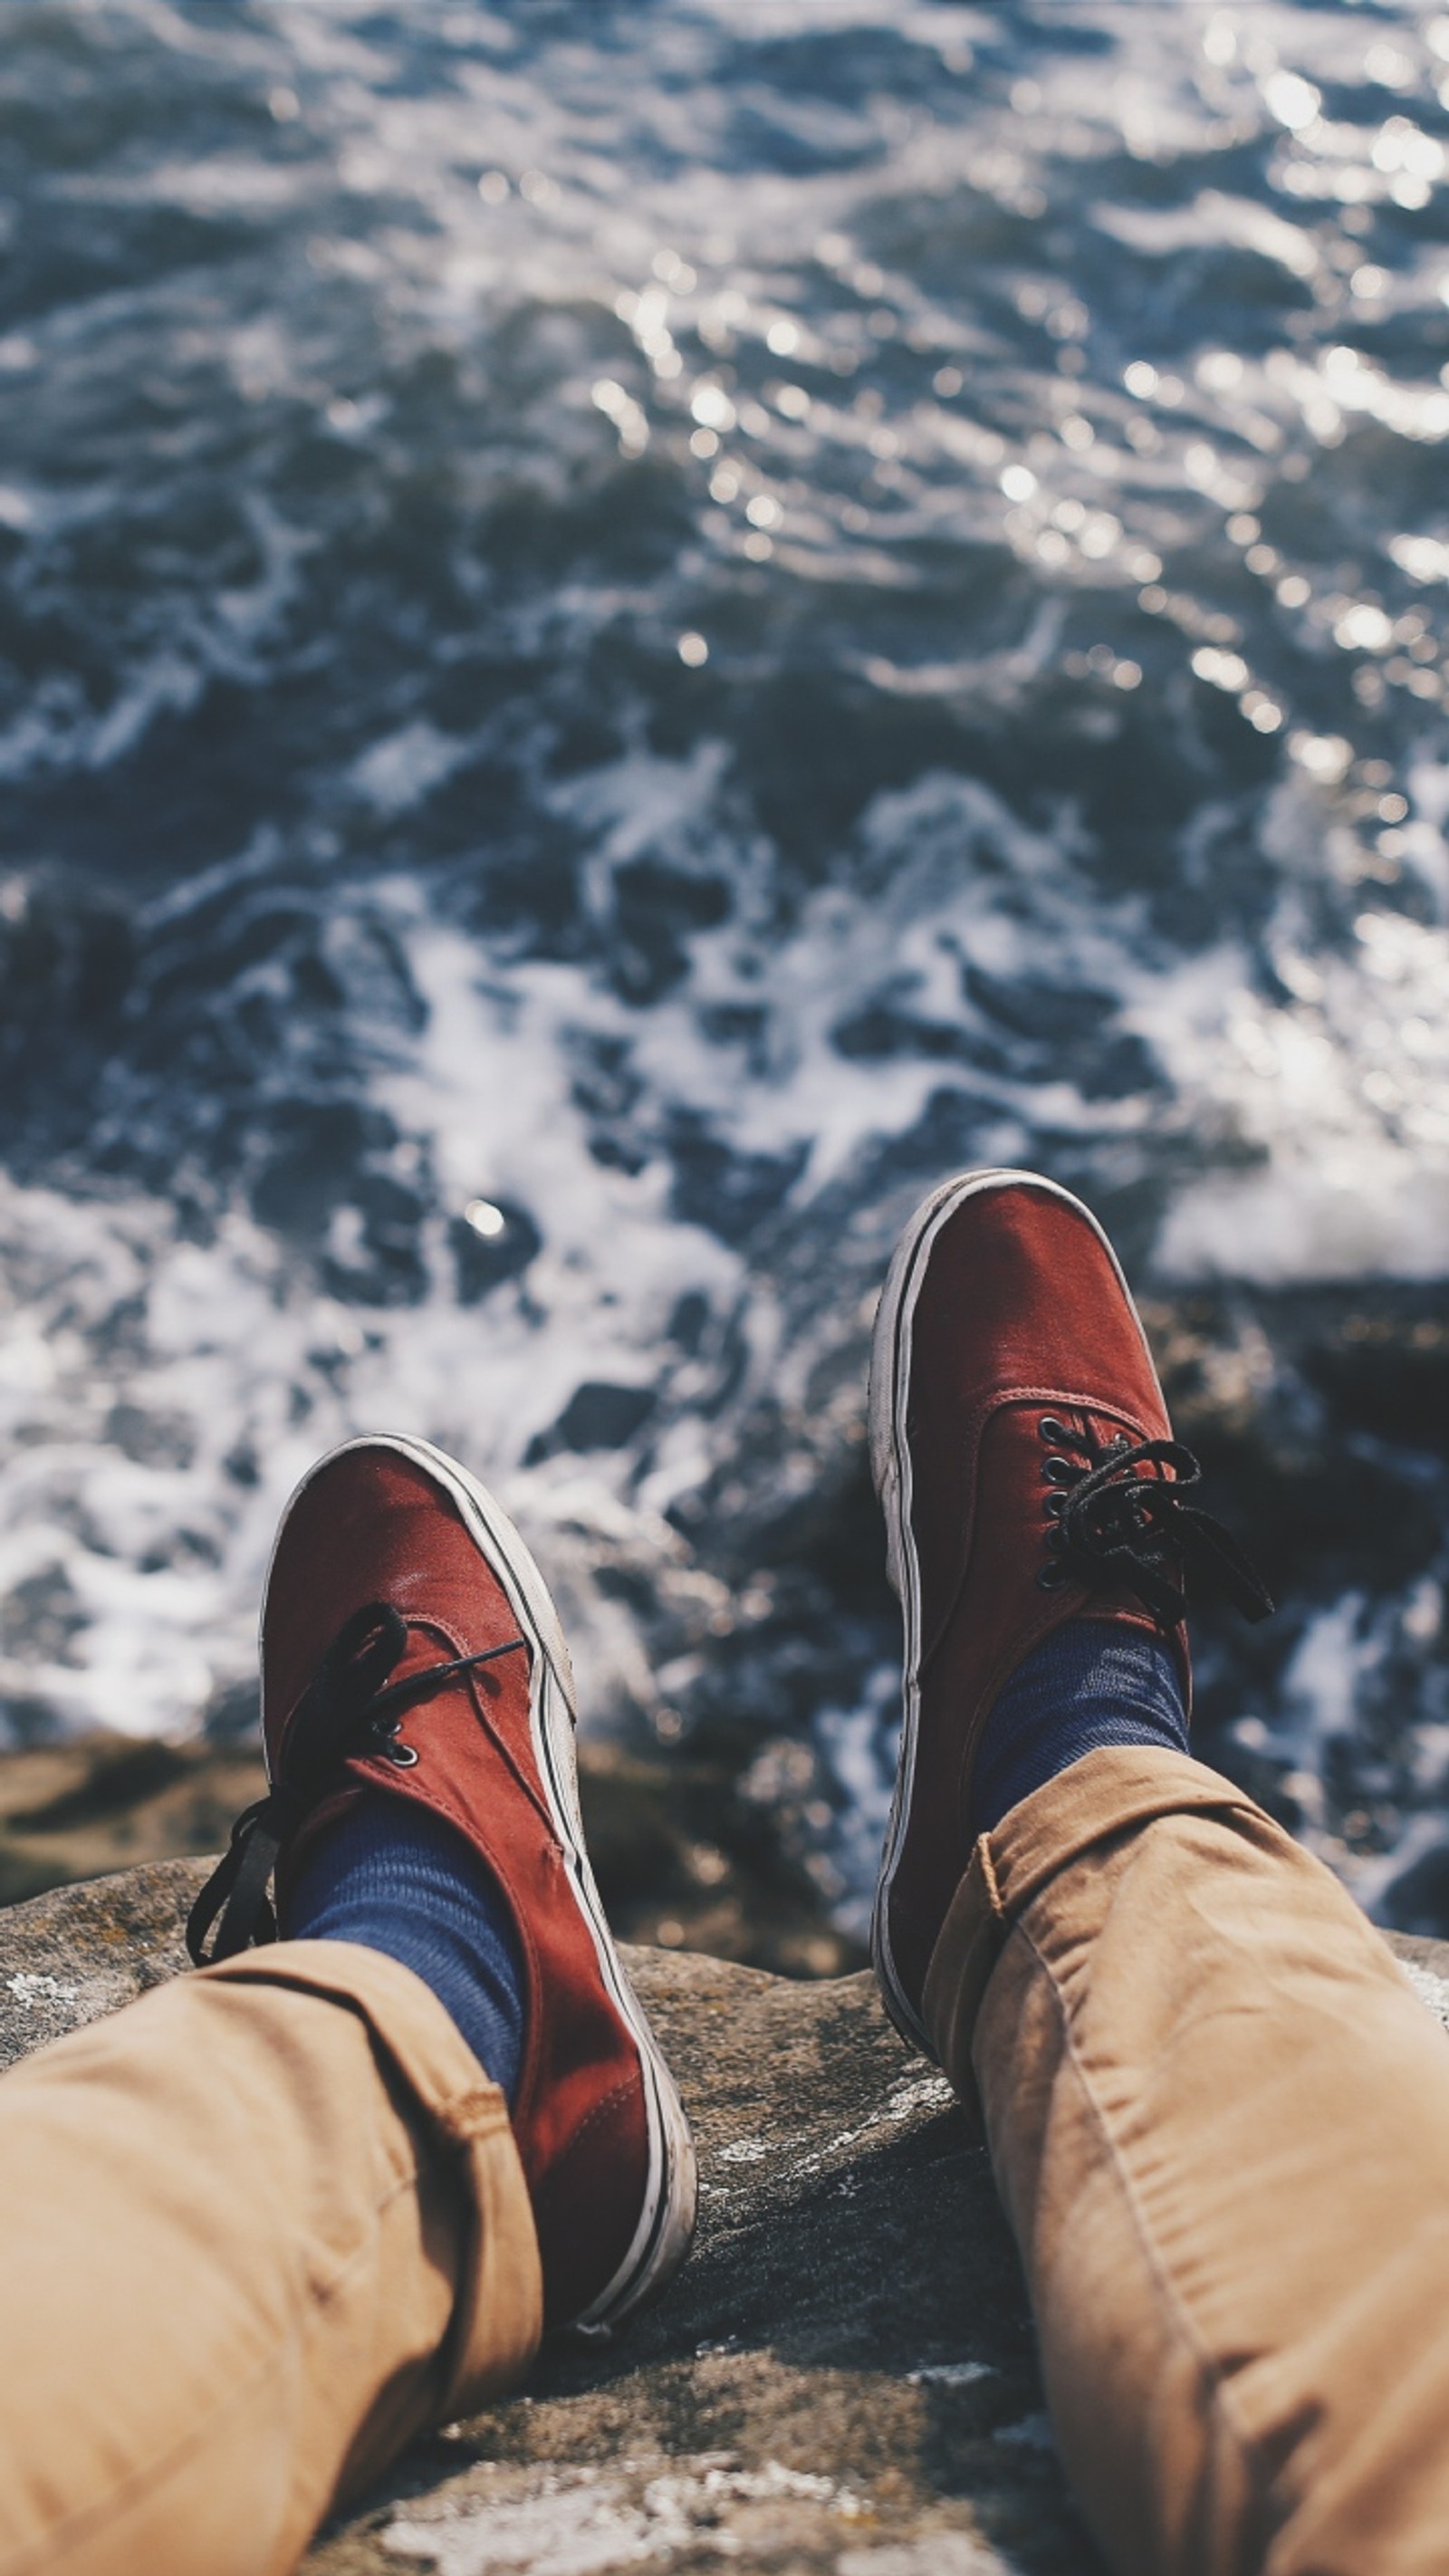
[0,1940,542,2576]
[923,1746,1449,2576]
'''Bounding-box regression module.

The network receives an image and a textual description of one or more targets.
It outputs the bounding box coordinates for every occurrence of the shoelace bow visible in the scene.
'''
[1048,1424,1273,1628]
[186,1600,525,1967]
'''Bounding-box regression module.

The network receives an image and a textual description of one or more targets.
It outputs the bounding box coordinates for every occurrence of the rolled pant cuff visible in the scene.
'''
[200,1940,542,2416]
[920,1746,1273,2122]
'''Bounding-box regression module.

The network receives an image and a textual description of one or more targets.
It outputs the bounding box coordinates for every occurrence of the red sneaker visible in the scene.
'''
[868,1169,1271,2058]
[189,1434,696,2335]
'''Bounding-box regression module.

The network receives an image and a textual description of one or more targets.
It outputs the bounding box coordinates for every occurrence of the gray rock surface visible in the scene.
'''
[5,1865,1449,2576]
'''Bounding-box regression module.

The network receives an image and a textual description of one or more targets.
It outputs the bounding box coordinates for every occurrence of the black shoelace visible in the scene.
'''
[1038,1415,1274,1629]
[186,1600,526,1967]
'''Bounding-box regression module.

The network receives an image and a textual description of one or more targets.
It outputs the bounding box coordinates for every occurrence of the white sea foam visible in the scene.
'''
[1146,907,1449,1282]
[5,0,1449,1930]
[3,753,1447,1753]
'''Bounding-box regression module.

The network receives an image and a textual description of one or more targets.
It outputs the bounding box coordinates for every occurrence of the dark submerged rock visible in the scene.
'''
[0,1733,861,1978]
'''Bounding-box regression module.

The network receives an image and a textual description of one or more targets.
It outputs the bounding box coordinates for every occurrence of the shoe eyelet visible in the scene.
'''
[1036,1562,1069,1590]
[1042,1456,1076,1485]
[371,1713,403,1741]
[1043,1527,1064,1555]
[384,1742,419,1767]
[1043,1492,1067,1520]
[1038,1416,1070,1447]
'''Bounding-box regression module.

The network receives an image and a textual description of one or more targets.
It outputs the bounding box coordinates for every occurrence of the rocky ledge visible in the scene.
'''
[4,1866,1449,2576]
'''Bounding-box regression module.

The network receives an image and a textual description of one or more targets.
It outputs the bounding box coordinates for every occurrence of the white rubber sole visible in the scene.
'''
[866,1169,1167,2059]
[263,1432,697,2334]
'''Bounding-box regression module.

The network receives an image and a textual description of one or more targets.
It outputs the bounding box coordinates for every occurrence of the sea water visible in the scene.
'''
[2,1,1449,1927]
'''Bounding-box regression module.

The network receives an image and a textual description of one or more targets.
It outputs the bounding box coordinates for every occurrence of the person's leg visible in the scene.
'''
[926,1750,1449,2576]
[869,1168,1449,2576]
[196,1432,695,2338]
[0,1941,539,2576]
[0,1433,696,2576]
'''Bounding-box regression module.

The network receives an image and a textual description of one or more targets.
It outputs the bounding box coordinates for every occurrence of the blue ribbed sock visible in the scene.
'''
[288,1798,527,2107]
[970,1620,1188,1839]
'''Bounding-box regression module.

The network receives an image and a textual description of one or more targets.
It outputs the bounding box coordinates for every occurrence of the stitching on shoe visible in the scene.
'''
[530,2071,643,2211]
